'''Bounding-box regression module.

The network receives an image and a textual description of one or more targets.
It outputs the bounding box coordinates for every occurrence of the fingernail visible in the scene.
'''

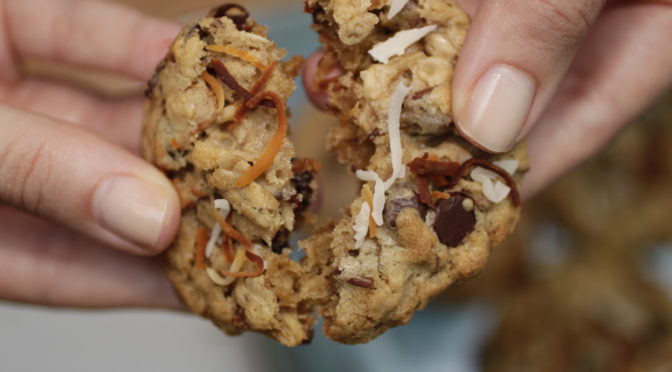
[92,174,176,253]
[455,64,536,153]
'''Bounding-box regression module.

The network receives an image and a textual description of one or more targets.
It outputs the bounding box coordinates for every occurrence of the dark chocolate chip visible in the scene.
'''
[290,171,315,214]
[383,194,428,227]
[433,193,476,247]
[144,59,166,98]
[271,228,290,254]
[208,4,250,31]
[197,27,214,44]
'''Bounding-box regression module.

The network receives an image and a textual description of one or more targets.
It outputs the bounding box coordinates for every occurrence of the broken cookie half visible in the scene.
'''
[143,4,328,346]
[142,1,528,346]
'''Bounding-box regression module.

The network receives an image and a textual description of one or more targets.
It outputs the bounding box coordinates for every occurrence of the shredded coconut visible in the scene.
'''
[353,80,410,230]
[206,199,231,258]
[470,167,512,203]
[353,202,371,248]
[385,81,410,188]
[206,267,230,286]
[493,159,519,175]
[482,179,511,203]
[388,0,410,19]
[368,25,437,64]
[356,170,386,225]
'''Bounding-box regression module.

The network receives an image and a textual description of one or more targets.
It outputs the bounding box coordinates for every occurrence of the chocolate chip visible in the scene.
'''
[383,195,428,227]
[433,193,476,247]
[197,26,214,44]
[271,228,290,254]
[144,59,166,98]
[208,3,249,31]
[290,171,315,214]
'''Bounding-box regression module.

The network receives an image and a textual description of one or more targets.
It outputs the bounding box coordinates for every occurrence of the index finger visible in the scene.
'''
[2,0,181,81]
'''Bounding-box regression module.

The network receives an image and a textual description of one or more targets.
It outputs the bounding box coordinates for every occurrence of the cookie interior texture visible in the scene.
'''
[142,1,528,346]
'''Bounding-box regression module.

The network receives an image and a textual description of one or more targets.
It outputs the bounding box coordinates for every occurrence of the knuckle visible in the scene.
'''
[0,136,52,214]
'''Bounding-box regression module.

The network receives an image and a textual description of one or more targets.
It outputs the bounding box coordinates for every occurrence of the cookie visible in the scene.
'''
[143,1,527,346]
[482,251,672,371]
[142,5,331,346]
[303,0,528,343]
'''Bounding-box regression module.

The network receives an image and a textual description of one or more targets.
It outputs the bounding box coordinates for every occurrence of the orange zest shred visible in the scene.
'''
[431,191,452,200]
[218,251,265,278]
[221,236,234,264]
[362,184,377,238]
[201,71,225,110]
[213,210,252,249]
[233,61,277,122]
[235,91,287,187]
[195,227,209,269]
[206,45,267,70]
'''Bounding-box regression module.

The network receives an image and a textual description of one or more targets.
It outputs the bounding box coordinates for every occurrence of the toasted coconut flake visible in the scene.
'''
[206,45,267,70]
[409,156,521,206]
[388,0,410,19]
[235,90,287,187]
[417,176,433,207]
[233,61,277,121]
[356,170,386,226]
[368,25,437,64]
[353,202,371,248]
[201,71,225,110]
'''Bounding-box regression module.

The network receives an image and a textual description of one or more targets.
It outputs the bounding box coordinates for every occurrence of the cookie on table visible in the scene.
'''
[303,0,529,343]
[142,4,330,346]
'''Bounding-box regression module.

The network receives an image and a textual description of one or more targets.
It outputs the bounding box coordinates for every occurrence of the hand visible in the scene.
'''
[304,0,672,198]
[0,0,182,309]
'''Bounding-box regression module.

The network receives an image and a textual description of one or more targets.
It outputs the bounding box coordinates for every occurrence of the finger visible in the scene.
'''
[0,104,180,255]
[0,78,144,152]
[2,0,181,81]
[0,206,181,309]
[452,0,606,152]
[302,49,345,110]
[523,1,672,197]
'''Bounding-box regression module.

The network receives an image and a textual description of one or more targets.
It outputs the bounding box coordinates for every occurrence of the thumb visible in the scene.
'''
[452,0,605,153]
[0,104,180,255]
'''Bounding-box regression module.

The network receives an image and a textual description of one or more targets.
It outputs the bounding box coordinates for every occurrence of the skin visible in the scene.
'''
[1,0,671,310]
[0,0,183,309]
